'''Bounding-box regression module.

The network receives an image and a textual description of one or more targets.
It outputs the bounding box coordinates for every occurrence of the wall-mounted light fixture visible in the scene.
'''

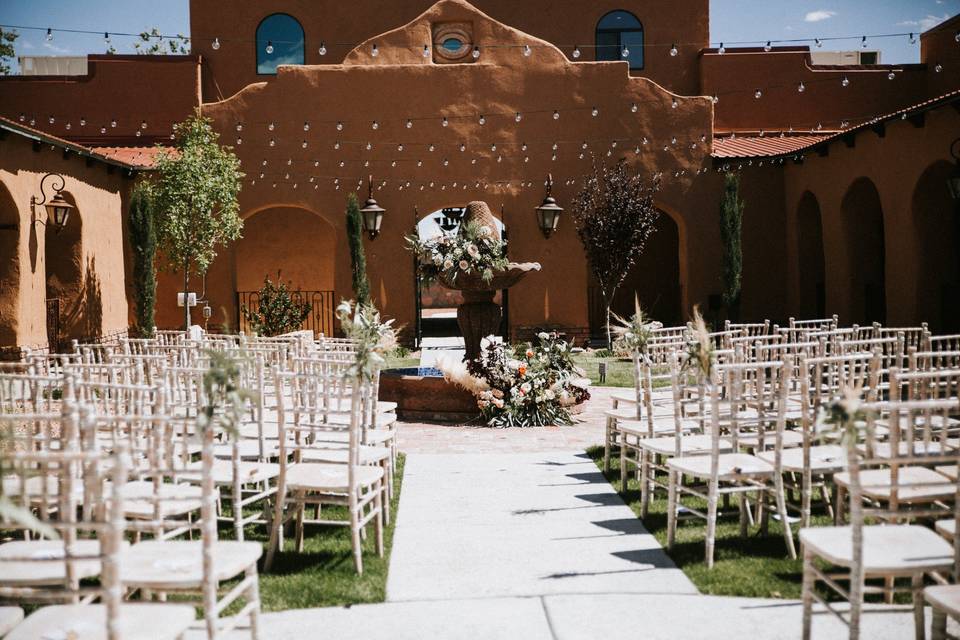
[359,174,386,240]
[31,173,74,233]
[535,173,563,238]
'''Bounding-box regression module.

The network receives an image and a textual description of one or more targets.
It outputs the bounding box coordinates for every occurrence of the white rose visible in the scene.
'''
[443,259,454,270]
[458,260,470,270]
[537,332,549,340]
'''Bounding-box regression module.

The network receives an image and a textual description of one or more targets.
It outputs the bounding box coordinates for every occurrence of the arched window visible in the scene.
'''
[256,13,304,75]
[596,10,643,69]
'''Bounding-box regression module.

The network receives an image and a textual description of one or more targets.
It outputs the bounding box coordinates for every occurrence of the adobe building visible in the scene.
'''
[1,0,959,356]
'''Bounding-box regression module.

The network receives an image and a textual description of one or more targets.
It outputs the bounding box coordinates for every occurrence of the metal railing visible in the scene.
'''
[236,290,336,337]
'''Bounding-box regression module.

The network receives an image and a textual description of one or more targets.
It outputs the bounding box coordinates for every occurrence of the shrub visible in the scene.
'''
[241,274,311,337]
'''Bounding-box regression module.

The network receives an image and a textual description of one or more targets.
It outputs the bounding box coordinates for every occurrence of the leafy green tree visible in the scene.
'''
[129,182,157,337]
[0,28,18,75]
[241,274,311,337]
[346,193,371,305]
[134,28,190,55]
[153,111,243,329]
[572,159,660,347]
[720,172,744,320]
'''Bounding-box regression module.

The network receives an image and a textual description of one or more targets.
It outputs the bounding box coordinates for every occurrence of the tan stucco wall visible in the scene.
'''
[0,137,130,354]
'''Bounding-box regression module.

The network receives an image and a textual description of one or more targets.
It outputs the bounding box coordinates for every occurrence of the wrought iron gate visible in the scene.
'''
[236,290,335,337]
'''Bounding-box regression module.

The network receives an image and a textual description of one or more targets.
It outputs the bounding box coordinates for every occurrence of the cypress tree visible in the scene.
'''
[129,181,157,337]
[346,193,371,305]
[720,172,744,320]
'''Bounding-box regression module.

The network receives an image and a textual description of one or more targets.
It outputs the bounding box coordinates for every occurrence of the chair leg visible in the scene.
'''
[775,477,797,560]
[295,497,306,553]
[706,480,718,569]
[603,417,613,474]
[738,491,749,539]
[264,485,287,571]
[911,574,924,640]
[246,564,262,640]
[667,470,678,550]
[619,441,629,493]
[801,548,815,640]
[932,608,948,640]
[639,450,650,520]
[351,503,363,575]
[884,576,895,604]
[801,469,812,529]
[375,481,385,558]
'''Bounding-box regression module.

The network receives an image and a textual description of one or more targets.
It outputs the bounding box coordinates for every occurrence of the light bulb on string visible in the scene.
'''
[336,121,343,131]
[479,114,486,125]
[553,110,560,120]
[887,71,895,80]
[841,76,850,87]
[46,28,53,42]
[397,143,404,151]
[65,122,71,130]
[552,143,558,150]
[429,143,435,152]
[955,31,960,43]
[621,44,629,58]
[861,35,867,48]
[490,143,497,152]
[334,141,340,149]
[104,32,110,45]
[286,158,292,165]
[669,43,678,57]
[372,120,379,129]
[319,41,327,56]
[764,41,772,52]
[442,116,449,127]
[236,122,243,132]
[212,37,221,50]
[909,33,917,45]
[642,137,648,145]
[515,112,523,122]
[417,159,422,167]
[815,38,822,48]
[712,94,719,104]
[581,141,588,149]
[268,122,275,131]
[631,102,638,113]
[460,143,466,152]
[371,43,379,57]
[572,45,581,59]
[406,119,413,129]
[366,142,372,150]
[100,125,106,133]
[797,81,805,92]
[754,88,762,99]
[718,42,725,54]
[265,41,274,54]
[48,116,54,124]
[521,142,527,151]
[935,63,943,73]
[301,140,308,149]
[672,98,678,109]
[472,46,480,59]
[423,44,430,58]
[523,44,532,57]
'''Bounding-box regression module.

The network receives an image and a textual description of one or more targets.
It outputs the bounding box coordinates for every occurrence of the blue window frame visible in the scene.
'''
[596,10,643,70]
[256,13,304,75]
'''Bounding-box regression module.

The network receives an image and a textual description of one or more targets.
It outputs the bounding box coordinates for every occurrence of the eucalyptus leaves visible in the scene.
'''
[336,300,398,381]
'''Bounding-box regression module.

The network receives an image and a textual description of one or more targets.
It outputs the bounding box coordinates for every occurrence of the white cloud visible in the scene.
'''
[898,14,951,30]
[42,41,72,54]
[804,10,836,22]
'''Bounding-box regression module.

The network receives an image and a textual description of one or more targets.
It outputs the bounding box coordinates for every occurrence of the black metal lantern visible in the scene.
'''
[32,173,74,232]
[535,174,563,238]
[359,175,386,240]
[949,139,960,201]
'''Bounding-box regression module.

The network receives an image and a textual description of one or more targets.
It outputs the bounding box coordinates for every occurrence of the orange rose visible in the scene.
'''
[518,364,527,377]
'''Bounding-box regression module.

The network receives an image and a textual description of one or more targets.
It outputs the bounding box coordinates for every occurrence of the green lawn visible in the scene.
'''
[585,446,829,599]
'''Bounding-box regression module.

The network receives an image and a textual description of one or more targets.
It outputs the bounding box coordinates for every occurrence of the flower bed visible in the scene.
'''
[439,333,590,427]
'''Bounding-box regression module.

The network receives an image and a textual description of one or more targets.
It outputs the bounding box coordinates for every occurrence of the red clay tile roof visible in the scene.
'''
[712,86,960,159]
[0,114,160,171]
[88,146,169,169]
[712,134,831,159]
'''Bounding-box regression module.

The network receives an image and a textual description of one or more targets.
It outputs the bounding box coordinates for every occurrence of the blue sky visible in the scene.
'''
[1,0,957,71]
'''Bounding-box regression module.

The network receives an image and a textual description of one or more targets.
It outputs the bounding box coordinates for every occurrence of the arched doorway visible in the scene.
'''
[235,206,336,335]
[0,181,19,348]
[589,208,682,339]
[841,178,886,324]
[44,191,85,350]
[414,207,505,347]
[912,161,960,332]
[796,191,826,319]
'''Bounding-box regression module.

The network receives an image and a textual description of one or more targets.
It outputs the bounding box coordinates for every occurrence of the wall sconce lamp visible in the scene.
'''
[359,174,386,240]
[535,173,563,238]
[31,173,74,233]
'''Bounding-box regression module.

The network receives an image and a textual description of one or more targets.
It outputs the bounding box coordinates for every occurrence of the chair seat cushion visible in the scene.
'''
[833,466,954,503]
[5,603,195,640]
[668,452,774,480]
[120,540,262,588]
[0,539,128,586]
[735,430,804,450]
[757,444,846,473]
[180,459,280,485]
[285,462,384,492]
[935,518,955,539]
[926,585,960,618]
[300,445,390,464]
[799,524,954,574]
[119,481,214,519]
[637,434,730,456]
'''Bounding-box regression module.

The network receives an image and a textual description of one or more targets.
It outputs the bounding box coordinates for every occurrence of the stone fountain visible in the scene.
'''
[437,201,540,361]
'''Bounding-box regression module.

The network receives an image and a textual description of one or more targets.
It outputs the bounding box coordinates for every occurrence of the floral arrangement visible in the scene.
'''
[680,306,715,379]
[610,297,662,358]
[440,332,591,428]
[815,384,871,449]
[336,300,398,381]
[406,220,509,285]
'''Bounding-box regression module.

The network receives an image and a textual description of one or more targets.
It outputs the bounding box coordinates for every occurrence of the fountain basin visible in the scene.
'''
[379,367,480,423]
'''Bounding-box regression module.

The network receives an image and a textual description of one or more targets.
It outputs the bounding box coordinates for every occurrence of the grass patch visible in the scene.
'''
[585,445,827,599]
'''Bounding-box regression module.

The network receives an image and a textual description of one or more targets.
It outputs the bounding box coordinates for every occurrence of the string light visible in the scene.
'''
[422,44,430,58]
[815,38,822,48]
[104,32,110,44]
[236,122,243,132]
[336,121,343,131]
[572,45,581,59]
[671,98,678,109]
[46,27,52,41]
[841,76,850,87]
[669,43,678,57]
[478,114,486,125]
[553,110,560,120]
[212,37,220,50]
[406,119,413,129]
[523,44,532,57]
[764,41,772,52]
[861,35,867,48]
[515,112,522,122]
[631,102,638,113]
[268,122,275,131]
[797,81,805,93]
[935,63,943,73]
[718,42,725,54]
[887,71,895,80]
[591,106,599,117]
[472,46,480,59]
[754,88,762,99]
[318,41,327,56]
[372,120,379,129]
[621,44,629,58]
[371,43,379,57]
[265,41,274,54]
[442,116,449,127]
[909,33,916,45]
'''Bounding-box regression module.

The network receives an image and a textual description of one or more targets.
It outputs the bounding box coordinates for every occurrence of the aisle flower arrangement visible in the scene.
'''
[439,332,591,428]
[336,300,398,381]
[610,297,663,358]
[406,220,509,285]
